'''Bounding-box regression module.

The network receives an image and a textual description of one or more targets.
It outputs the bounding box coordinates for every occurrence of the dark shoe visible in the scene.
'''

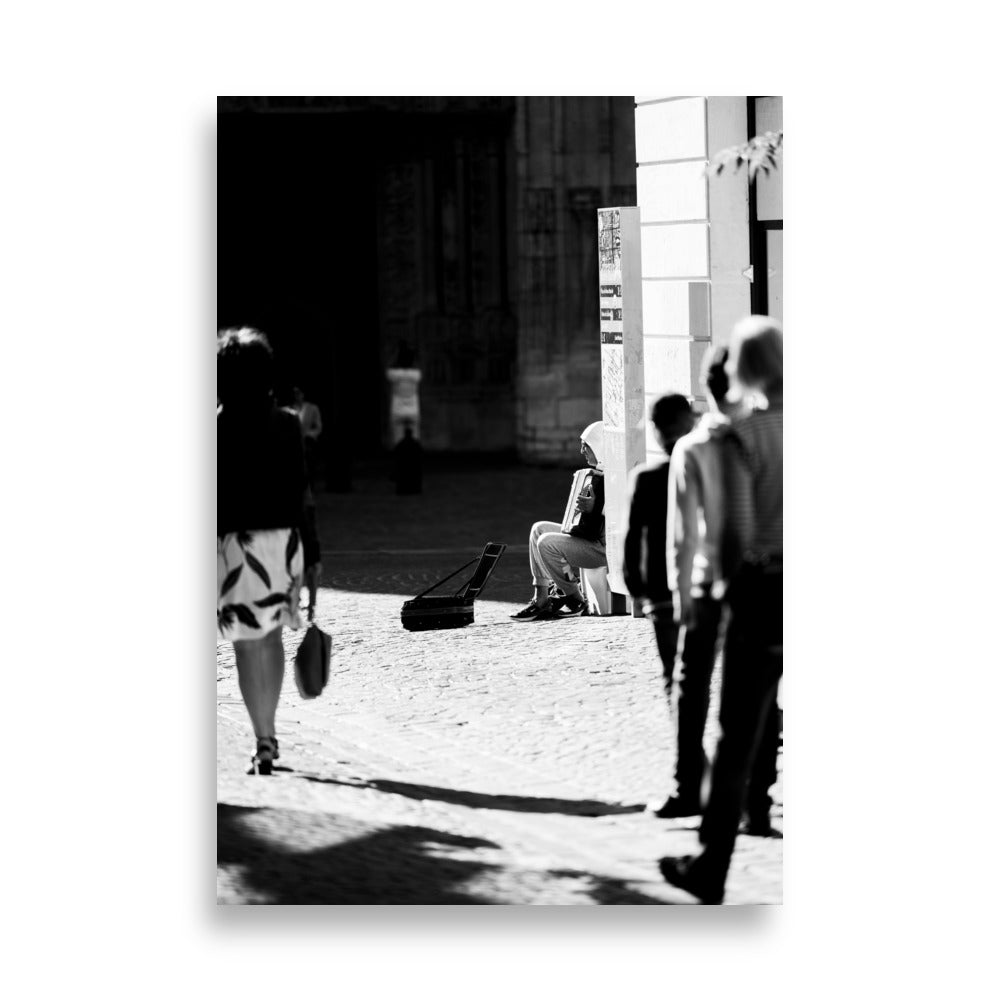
[658,855,725,904]
[510,600,557,622]
[739,818,782,838]
[249,736,278,776]
[556,593,586,617]
[649,796,701,819]
[546,583,586,616]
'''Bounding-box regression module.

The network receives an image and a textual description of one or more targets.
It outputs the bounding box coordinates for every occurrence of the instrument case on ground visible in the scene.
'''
[400,542,506,631]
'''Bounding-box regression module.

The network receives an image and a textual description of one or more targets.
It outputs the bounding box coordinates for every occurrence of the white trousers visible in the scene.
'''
[528,520,607,592]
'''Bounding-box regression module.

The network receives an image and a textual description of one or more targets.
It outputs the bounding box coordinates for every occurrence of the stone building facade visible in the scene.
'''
[512,98,637,463]
[218,96,636,465]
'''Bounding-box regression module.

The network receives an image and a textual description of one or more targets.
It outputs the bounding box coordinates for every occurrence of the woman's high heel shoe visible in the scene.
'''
[249,735,278,776]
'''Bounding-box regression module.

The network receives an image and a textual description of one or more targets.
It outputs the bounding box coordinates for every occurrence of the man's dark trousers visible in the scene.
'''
[696,567,782,882]
[669,596,722,806]
[668,596,779,816]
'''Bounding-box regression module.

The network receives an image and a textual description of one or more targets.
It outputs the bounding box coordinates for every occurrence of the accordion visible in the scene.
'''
[561,468,596,533]
[400,542,507,631]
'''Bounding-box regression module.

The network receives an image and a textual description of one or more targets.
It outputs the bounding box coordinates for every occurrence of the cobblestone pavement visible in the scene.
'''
[217,461,782,905]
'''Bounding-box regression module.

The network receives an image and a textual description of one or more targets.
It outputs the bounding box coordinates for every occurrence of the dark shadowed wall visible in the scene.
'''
[218,96,635,466]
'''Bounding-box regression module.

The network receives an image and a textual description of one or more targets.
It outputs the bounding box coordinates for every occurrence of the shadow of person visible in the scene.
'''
[218,803,675,905]
[218,803,501,904]
[547,868,681,905]
[296,775,645,817]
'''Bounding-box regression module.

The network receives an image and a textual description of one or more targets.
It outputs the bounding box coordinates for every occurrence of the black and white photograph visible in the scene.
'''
[8,0,998,991]
[216,95,784,905]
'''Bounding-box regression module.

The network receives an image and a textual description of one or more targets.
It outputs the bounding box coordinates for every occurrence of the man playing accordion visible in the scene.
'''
[510,422,607,622]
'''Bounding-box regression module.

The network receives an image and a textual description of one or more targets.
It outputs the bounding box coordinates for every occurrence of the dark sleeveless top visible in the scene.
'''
[217,405,307,537]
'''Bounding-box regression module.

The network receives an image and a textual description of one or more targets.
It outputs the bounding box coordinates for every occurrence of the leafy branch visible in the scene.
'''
[706,130,783,182]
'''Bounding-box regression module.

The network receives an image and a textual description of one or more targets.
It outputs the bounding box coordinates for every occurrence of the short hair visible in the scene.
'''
[701,345,730,405]
[217,327,274,406]
[730,315,783,395]
[650,393,693,436]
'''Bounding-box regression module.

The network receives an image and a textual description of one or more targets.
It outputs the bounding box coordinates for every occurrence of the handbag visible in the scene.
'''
[294,619,332,699]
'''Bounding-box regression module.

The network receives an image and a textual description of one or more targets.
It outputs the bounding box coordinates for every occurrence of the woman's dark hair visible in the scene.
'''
[217,327,274,406]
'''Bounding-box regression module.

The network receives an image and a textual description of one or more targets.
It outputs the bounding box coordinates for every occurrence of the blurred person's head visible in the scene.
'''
[292,386,305,406]
[217,327,275,410]
[650,394,695,455]
[580,421,604,469]
[701,345,743,417]
[727,315,783,403]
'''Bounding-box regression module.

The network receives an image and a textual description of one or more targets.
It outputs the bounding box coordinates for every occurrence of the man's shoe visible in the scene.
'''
[648,796,701,819]
[739,818,782,838]
[658,855,725,904]
[547,583,586,616]
[510,600,558,622]
[557,593,587,617]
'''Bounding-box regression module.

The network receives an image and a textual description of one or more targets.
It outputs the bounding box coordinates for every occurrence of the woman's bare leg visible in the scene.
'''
[233,628,285,740]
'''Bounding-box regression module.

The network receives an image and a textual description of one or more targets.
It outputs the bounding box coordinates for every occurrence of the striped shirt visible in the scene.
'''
[667,413,730,608]
[726,404,783,561]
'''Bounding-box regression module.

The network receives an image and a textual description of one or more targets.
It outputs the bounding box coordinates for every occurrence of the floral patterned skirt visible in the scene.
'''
[217,528,304,641]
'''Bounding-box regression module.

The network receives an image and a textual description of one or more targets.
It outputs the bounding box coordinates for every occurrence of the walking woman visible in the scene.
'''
[217,327,317,774]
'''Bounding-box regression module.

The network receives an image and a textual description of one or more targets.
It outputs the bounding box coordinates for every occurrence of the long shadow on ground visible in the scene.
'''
[218,803,499,904]
[546,869,684,905]
[298,774,645,817]
[218,803,672,905]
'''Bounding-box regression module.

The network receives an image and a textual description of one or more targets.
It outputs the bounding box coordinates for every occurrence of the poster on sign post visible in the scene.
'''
[597,206,646,600]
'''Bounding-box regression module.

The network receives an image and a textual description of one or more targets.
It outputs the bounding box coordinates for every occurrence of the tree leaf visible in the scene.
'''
[229,603,260,629]
[272,609,284,623]
[237,531,253,548]
[244,550,271,589]
[220,564,242,596]
[217,606,236,632]
[254,592,291,608]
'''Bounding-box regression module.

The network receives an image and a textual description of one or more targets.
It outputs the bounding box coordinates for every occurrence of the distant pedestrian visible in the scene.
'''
[217,329,321,775]
[659,316,783,903]
[622,394,695,798]
[301,486,323,620]
[292,386,323,489]
[510,422,607,621]
[392,422,423,495]
[657,347,779,826]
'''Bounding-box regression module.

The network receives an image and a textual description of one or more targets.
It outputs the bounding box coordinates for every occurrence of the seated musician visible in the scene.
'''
[510,421,607,622]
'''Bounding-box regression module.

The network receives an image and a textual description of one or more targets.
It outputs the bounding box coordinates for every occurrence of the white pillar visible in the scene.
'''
[597,206,645,602]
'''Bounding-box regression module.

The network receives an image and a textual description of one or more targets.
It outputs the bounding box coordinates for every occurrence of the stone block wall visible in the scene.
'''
[635,96,752,466]
[514,96,637,465]
[374,120,518,453]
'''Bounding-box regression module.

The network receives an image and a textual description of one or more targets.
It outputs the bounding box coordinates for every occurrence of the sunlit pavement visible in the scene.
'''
[217,462,782,904]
